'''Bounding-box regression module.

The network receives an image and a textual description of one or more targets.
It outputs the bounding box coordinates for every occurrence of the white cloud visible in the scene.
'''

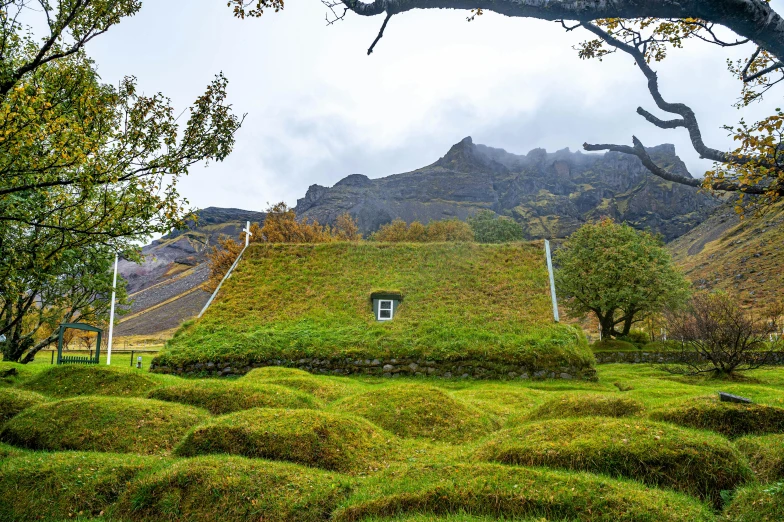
[86,0,784,211]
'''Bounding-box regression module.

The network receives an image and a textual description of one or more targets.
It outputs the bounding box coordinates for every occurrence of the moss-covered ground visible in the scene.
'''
[0,362,783,520]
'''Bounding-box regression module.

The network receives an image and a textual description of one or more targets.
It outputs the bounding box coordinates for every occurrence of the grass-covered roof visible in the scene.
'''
[156,242,590,370]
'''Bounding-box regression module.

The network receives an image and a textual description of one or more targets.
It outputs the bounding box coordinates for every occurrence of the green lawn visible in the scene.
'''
[0,362,783,520]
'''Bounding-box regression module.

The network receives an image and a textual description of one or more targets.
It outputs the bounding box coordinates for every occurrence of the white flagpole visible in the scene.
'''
[545,240,560,323]
[106,254,119,365]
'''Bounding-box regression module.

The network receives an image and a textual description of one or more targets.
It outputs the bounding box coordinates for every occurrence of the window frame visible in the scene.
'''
[377,299,394,321]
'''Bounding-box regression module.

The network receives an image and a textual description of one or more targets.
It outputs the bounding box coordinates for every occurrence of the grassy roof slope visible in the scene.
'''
[157,243,590,370]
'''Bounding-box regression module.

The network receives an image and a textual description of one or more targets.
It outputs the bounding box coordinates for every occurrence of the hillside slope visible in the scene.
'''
[296,137,719,241]
[114,207,265,338]
[154,242,592,378]
[669,202,784,308]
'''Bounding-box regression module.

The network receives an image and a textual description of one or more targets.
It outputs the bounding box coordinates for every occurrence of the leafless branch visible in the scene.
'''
[367,11,393,55]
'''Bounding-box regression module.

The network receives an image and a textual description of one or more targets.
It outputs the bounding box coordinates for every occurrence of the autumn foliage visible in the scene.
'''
[206,203,360,289]
[370,218,474,242]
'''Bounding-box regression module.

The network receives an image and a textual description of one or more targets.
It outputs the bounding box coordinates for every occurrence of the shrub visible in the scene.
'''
[467,210,523,243]
[371,219,473,242]
[19,365,164,398]
[331,385,499,443]
[148,380,320,414]
[331,463,714,522]
[649,396,784,438]
[735,434,784,483]
[0,451,166,522]
[723,481,784,522]
[474,417,753,506]
[109,456,353,522]
[176,408,393,472]
[0,388,47,424]
[617,329,649,346]
[527,393,644,420]
[591,339,638,352]
[664,291,782,376]
[1,396,207,454]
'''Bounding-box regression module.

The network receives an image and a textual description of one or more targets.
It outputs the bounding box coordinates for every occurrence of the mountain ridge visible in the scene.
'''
[296,136,718,241]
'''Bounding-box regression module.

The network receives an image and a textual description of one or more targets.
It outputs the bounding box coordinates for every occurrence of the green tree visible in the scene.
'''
[0,1,242,362]
[554,219,690,339]
[468,210,523,243]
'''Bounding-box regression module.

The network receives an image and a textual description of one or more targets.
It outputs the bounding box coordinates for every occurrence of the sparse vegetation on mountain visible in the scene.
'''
[555,219,690,339]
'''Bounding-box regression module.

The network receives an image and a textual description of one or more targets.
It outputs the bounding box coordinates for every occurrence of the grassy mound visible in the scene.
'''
[244,366,313,379]
[148,380,320,414]
[19,365,166,398]
[331,384,499,443]
[109,456,352,521]
[650,396,784,438]
[735,434,784,483]
[360,515,541,521]
[0,442,24,458]
[0,451,165,522]
[724,482,784,522]
[332,463,714,522]
[527,393,644,420]
[474,417,753,505]
[155,243,594,376]
[176,408,393,472]
[591,339,638,352]
[0,388,47,424]
[0,362,43,386]
[243,367,367,402]
[1,396,207,454]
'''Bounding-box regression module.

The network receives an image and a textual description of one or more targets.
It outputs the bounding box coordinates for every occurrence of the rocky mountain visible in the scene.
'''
[114,207,265,338]
[296,137,720,241]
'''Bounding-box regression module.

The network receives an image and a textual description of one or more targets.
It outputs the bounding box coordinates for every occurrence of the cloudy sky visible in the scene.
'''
[86,0,781,213]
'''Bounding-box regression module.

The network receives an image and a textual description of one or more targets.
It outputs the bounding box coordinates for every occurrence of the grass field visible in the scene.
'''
[155,243,593,375]
[0,361,783,520]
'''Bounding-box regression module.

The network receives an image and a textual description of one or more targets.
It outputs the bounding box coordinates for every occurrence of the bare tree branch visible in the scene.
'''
[340,0,784,62]
[366,11,393,55]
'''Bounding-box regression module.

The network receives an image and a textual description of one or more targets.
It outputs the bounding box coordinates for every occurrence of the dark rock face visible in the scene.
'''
[295,137,720,240]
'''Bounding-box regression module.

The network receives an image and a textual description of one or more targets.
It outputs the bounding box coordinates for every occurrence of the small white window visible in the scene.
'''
[378,300,393,321]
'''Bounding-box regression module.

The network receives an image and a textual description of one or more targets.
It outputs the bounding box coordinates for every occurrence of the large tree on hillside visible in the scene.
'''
[0,1,242,362]
[554,219,690,339]
[236,0,784,205]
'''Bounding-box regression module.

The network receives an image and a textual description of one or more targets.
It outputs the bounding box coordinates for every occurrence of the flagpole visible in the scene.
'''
[106,254,119,365]
[545,240,560,323]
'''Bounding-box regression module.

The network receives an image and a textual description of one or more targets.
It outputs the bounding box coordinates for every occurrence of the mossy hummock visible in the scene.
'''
[332,463,715,522]
[148,380,320,414]
[153,243,595,380]
[474,417,753,506]
[176,408,394,472]
[650,396,784,438]
[331,384,499,443]
[0,396,208,454]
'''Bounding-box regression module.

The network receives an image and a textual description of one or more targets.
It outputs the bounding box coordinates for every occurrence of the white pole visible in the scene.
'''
[544,240,560,323]
[243,220,252,247]
[106,254,119,365]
